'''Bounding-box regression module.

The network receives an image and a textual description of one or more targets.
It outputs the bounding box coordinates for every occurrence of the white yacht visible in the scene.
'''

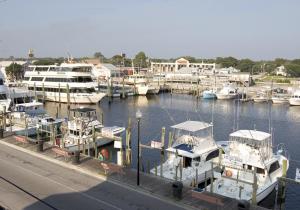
[272,94,289,104]
[125,74,149,95]
[208,130,289,203]
[23,63,106,104]
[62,107,124,151]
[150,121,220,187]
[216,85,238,100]
[253,92,269,103]
[289,90,300,106]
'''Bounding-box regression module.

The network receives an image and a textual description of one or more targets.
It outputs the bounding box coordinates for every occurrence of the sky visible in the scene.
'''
[0,0,299,60]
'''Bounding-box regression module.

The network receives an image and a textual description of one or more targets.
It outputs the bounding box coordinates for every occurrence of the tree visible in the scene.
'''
[274,58,287,67]
[216,57,238,68]
[5,63,23,81]
[133,51,148,68]
[110,55,124,67]
[285,63,300,77]
[94,52,106,62]
[237,59,255,72]
[33,59,56,65]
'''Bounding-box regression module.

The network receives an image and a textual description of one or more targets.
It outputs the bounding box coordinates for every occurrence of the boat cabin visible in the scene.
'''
[167,121,219,168]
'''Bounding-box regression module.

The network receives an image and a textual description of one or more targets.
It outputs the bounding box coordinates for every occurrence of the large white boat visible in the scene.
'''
[150,121,220,187]
[208,130,289,203]
[23,63,106,104]
[272,94,289,104]
[289,90,300,106]
[216,85,238,100]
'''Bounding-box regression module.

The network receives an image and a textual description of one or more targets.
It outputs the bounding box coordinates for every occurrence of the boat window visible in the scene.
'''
[183,157,192,168]
[205,149,219,161]
[247,165,252,170]
[257,168,265,174]
[193,156,201,162]
[23,77,30,81]
[0,94,7,100]
[31,77,44,81]
[268,161,280,174]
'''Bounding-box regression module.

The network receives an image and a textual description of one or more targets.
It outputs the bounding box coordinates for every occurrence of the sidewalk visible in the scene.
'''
[0,134,268,210]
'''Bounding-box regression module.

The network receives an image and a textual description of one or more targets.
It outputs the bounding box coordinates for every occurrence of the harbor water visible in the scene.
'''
[44,93,300,210]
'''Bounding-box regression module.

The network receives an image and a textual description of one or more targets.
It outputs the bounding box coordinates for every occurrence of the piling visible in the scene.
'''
[160,127,165,177]
[122,77,126,99]
[42,83,45,104]
[252,167,258,205]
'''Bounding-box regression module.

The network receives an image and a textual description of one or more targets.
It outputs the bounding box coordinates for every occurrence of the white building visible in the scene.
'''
[151,57,215,73]
[217,66,240,75]
[92,63,121,80]
[275,65,288,77]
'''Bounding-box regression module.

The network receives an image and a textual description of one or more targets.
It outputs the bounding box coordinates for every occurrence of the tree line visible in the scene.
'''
[5,52,300,79]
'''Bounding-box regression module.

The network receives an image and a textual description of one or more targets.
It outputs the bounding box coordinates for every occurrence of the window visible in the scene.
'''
[23,77,30,81]
[257,168,265,174]
[183,157,192,168]
[31,77,44,81]
[269,161,280,174]
[193,156,201,162]
[0,94,7,100]
[206,149,219,161]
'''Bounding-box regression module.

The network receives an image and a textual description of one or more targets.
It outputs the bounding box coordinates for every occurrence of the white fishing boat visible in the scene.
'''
[150,121,220,187]
[7,101,64,136]
[62,107,125,151]
[125,74,149,95]
[208,130,289,203]
[147,85,160,94]
[216,85,238,100]
[253,95,269,103]
[23,63,106,104]
[272,94,289,104]
[289,90,300,106]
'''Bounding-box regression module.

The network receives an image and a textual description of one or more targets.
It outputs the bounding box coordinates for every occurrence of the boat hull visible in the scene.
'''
[289,98,300,106]
[203,91,216,99]
[38,92,106,104]
[136,86,149,95]
[216,94,237,100]
[272,98,288,104]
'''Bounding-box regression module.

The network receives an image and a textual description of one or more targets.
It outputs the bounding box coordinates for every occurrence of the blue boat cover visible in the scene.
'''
[174,144,193,153]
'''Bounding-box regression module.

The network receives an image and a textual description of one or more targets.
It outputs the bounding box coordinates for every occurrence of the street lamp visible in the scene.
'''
[136,109,142,186]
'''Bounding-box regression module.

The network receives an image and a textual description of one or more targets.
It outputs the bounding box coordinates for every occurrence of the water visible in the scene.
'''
[44,93,300,209]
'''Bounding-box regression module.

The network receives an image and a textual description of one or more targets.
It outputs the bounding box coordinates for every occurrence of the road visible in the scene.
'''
[0,143,186,210]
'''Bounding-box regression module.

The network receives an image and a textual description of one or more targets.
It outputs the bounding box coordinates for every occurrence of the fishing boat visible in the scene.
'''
[125,74,149,95]
[216,85,238,100]
[147,85,160,94]
[150,121,221,187]
[207,130,289,203]
[23,63,106,104]
[272,94,289,104]
[62,107,125,151]
[289,90,300,106]
[203,89,217,99]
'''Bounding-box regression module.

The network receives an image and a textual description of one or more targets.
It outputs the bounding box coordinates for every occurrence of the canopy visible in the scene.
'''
[171,121,211,132]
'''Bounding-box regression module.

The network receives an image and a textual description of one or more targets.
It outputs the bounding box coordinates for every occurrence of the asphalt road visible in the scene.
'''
[0,143,186,210]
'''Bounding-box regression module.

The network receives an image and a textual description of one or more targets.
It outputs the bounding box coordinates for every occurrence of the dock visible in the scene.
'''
[0,133,268,210]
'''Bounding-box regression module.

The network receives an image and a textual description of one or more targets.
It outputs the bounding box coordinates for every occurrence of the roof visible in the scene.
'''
[101,64,118,71]
[171,121,212,132]
[70,107,96,113]
[230,130,270,141]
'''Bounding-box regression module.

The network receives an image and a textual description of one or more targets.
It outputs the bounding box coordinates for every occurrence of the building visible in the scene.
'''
[275,65,288,77]
[151,57,215,73]
[92,63,121,80]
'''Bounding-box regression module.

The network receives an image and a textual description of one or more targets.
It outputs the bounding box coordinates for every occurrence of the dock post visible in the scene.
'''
[92,125,97,158]
[195,168,198,187]
[0,111,3,139]
[210,162,214,193]
[168,131,172,158]
[58,83,61,105]
[154,161,157,176]
[218,148,223,166]
[147,160,150,173]
[179,159,182,181]
[252,167,258,205]
[34,82,37,101]
[160,127,165,177]
[66,84,70,110]
[278,159,287,210]
[204,171,207,191]
[42,83,45,104]
[122,77,125,99]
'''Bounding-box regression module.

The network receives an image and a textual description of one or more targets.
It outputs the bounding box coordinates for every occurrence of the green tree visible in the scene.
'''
[5,63,23,81]
[285,63,300,77]
[94,52,106,62]
[216,57,238,68]
[133,51,148,68]
[237,59,255,72]
[110,55,124,66]
[33,59,56,65]
[274,58,287,67]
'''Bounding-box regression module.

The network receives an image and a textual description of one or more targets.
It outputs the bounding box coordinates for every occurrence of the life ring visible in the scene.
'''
[225,170,233,177]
